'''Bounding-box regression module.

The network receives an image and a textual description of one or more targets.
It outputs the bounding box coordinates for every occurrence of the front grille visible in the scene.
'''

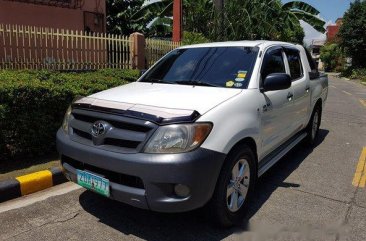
[73,113,151,133]
[74,129,92,140]
[104,138,140,149]
[62,155,145,189]
[69,108,157,153]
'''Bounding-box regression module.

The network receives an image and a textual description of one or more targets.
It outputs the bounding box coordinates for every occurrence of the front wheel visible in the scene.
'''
[207,144,257,227]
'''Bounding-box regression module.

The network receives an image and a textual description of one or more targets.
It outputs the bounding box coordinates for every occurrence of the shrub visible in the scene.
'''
[0,69,139,161]
[341,67,366,83]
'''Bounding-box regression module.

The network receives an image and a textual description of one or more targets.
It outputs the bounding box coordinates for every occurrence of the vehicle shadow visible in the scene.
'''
[79,129,329,241]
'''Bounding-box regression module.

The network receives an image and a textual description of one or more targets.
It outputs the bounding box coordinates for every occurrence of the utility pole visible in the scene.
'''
[172,0,182,42]
[214,0,225,41]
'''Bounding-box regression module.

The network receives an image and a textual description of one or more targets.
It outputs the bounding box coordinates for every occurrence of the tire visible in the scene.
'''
[207,144,257,227]
[304,104,321,146]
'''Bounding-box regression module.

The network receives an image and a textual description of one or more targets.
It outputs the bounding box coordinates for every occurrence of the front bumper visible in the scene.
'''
[56,129,226,212]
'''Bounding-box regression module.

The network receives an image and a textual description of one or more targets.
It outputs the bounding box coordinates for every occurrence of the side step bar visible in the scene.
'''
[258,133,307,177]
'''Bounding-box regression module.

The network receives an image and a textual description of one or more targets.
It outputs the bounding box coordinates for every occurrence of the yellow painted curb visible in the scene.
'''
[16,170,53,195]
[352,147,366,187]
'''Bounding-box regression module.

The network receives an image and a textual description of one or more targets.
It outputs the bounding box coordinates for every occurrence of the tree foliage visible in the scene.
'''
[182,31,210,45]
[320,43,343,72]
[212,0,307,43]
[338,0,366,68]
[131,0,324,44]
[282,1,325,33]
[106,0,146,35]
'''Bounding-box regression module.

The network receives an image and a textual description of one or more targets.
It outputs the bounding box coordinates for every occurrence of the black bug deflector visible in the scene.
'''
[72,97,201,125]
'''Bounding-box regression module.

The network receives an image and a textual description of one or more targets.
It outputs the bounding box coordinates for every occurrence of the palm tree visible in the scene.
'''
[281,1,325,33]
[131,0,174,37]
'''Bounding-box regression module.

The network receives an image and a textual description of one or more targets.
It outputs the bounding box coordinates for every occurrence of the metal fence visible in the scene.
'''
[0,24,132,70]
[145,38,181,68]
[0,24,181,70]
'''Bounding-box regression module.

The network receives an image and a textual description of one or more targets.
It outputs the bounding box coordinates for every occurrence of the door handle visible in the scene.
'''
[287,92,293,101]
[305,86,310,93]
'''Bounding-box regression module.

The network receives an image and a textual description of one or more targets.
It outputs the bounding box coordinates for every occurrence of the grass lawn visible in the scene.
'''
[0,153,60,182]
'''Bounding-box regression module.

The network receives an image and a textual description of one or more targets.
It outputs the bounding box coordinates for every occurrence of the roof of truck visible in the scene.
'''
[178,40,298,49]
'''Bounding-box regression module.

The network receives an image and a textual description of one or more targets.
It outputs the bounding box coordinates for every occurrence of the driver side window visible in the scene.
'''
[261,48,286,81]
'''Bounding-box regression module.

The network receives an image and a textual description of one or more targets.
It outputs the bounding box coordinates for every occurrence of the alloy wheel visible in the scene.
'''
[226,158,250,212]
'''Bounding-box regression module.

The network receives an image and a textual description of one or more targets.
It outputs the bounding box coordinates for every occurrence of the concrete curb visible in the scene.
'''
[0,167,67,203]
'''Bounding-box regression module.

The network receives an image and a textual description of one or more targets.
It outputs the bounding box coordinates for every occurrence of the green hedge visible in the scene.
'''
[0,69,139,161]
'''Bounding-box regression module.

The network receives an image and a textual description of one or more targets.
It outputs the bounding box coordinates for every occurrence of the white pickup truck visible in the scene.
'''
[57,41,328,226]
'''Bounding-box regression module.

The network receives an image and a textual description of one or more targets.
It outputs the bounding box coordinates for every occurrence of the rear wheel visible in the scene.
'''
[304,105,321,146]
[207,144,257,227]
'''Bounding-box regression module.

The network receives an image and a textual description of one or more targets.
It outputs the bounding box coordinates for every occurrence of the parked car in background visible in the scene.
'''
[57,41,328,226]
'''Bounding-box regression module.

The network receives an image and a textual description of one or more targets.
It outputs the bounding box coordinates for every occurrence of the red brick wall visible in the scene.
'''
[0,0,106,32]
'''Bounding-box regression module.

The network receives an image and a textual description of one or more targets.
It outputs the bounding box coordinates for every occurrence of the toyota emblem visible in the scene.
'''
[91,121,107,137]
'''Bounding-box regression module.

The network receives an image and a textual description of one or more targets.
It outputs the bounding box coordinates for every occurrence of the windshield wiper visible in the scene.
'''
[142,78,174,84]
[175,80,218,87]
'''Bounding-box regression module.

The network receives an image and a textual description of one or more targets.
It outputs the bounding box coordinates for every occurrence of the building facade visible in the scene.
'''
[0,0,106,33]
[326,18,343,42]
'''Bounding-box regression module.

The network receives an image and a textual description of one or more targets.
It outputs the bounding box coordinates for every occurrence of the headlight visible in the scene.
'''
[144,123,212,154]
[62,96,83,134]
[62,105,72,134]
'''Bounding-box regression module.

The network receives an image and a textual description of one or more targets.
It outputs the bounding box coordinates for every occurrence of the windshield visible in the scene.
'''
[140,46,259,89]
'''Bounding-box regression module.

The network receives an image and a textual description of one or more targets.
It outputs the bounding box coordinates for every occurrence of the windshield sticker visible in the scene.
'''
[235,78,245,82]
[226,80,235,87]
[237,71,247,79]
[234,82,243,88]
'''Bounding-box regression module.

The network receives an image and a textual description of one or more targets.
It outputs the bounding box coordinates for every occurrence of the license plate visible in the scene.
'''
[77,170,110,197]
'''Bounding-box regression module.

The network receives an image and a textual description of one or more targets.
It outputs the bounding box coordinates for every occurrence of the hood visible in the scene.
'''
[89,82,242,114]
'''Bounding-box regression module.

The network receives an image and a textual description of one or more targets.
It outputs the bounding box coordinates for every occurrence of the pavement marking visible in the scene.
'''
[0,182,81,214]
[16,170,53,195]
[360,174,366,188]
[330,85,337,89]
[352,147,366,188]
[342,90,353,96]
[359,99,366,108]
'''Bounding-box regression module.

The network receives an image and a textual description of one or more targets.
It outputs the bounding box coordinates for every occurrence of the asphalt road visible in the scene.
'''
[1,76,365,241]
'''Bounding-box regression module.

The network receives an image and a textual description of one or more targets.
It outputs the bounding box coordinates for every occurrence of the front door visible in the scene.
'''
[260,47,294,158]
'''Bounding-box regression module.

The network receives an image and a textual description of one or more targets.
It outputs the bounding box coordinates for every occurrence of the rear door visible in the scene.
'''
[284,47,310,131]
[260,47,294,157]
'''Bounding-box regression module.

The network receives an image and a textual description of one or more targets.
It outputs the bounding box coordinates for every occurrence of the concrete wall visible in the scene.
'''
[0,0,106,32]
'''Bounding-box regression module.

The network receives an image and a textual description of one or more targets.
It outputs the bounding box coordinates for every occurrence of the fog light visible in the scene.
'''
[174,184,190,197]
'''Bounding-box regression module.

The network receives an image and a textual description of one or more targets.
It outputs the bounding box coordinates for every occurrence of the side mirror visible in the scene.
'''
[139,69,147,77]
[262,73,291,92]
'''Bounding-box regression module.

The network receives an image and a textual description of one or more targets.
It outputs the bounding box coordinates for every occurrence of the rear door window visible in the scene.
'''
[285,48,303,80]
[305,48,317,72]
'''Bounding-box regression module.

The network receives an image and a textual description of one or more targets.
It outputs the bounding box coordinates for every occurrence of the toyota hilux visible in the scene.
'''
[57,41,328,226]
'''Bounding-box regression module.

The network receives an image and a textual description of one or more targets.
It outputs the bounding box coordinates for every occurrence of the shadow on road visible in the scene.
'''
[79,129,329,241]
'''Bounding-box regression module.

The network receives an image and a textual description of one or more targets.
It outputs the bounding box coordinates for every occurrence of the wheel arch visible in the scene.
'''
[314,98,322,111]
[227,137,258,173]
[312,98,323,120]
